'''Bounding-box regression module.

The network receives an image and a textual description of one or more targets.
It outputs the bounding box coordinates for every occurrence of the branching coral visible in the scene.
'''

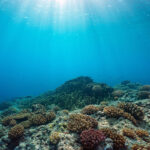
[118,102,144,120]
[100,128,126,150]
[30,114,47,125]
[122,128,136,139]
[81,105,99,115]
[8,124,24,140]
[132,144,150,150]
[67,114,98,133]
[46,111,56,122]
[103,106,137,125]
[80,129,105,150]
[135,129,149,138]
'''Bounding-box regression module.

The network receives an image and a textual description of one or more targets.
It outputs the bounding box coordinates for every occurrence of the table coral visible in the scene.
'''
[67,114,98,133]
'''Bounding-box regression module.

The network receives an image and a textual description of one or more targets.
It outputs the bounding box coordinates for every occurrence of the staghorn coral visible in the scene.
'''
[29,114,47,125]
[81,105,99,115]
[49,132,61,144]
[103,106,137,125]
[100,128,126,150]
[80,129,105,150]
[122,128,136,139]
[135,129,149,138]
[8,124,24,140]
[46,111,56,122]
[67,114,98,133]
[118,102,144,120]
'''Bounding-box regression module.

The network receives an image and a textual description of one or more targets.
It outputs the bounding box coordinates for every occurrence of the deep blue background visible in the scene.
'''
[0,0,150,100]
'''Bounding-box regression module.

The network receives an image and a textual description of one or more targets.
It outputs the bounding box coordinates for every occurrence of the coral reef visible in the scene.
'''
[118,102,144,120]
[81,105,99,115]
[8,124,24,140]
[135,129,149,138]
[80,129,105,150]
[0,102,11,111]
[100,128,126,150]
[103,106,137,125]
[46,111,56,122]
[67,114,98,133]
[112,90,124,99]
[140,85,150,91]
[132,144,150,150]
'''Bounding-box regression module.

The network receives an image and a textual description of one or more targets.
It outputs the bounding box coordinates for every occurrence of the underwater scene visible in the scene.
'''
[0,0,150,150]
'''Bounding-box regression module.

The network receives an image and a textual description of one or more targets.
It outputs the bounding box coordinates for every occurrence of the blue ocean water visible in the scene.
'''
[0,0,150,100]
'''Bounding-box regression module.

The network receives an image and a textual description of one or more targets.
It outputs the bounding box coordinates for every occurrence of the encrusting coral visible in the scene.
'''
[80,129,105,150]
[122,128,136,139]
[103,106,137,125]
[99,128,126,150]
[8,124,24,140]
[118,102,144,120]
[67,114,98,133]
[81,105,99,115]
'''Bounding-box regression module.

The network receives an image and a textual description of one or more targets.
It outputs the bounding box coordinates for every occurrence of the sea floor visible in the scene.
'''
[0,77,150,150]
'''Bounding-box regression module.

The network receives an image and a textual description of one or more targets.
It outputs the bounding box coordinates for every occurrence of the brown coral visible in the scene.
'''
[2,116,13,126]
[103,106,137,125]
[30,114,47,125]
[19,120,32,128]
[67,114,98,133]
[118,102,144,120]
[132,144,150,150]
[138,91,150,99]
[122,128,136,139]
[112,90,124,99]
[135,129,149,138]
[100,128,126,150]
[9,119,17,126]
[8,124,24,140]
[81,105,99,115]
[46,111,56,122]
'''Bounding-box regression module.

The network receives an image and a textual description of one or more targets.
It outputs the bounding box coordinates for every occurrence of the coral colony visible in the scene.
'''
[0,76,150,150]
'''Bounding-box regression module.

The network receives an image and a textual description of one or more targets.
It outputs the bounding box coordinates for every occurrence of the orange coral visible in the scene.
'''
[100,128,126,150]
[122,128,136,139]
[135,129,149,138]
[103,106,137,125]
[81,105,99,115]
[67,114,98,133]
[118,102,144,120]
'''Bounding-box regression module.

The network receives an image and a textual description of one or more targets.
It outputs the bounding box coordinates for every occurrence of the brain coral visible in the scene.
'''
[103,106,137,125]
[8,124,24,140]
[30,114,47,125]
[81,105,99,115]
[67,114,98,133]
[118,102,144,120]
[80,129,105,150]
[100,128,126,150]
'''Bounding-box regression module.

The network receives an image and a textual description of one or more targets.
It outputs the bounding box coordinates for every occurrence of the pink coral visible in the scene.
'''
[80,129,105,150]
